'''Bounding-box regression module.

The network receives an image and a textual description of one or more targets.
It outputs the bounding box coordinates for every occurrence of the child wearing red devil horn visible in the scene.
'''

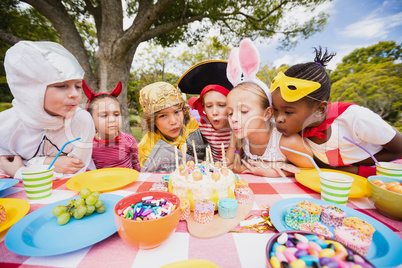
[84,81,140,171]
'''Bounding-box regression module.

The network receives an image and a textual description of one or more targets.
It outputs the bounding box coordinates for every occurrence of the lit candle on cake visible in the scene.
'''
[175,146,179,170]
[192,140,198,164]
[181,143,187,165]
[222,143,226,168]
[206,146,210,175]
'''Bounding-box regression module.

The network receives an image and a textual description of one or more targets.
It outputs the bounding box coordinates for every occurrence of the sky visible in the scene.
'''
[131,0,402,73]
[257,0,402,70]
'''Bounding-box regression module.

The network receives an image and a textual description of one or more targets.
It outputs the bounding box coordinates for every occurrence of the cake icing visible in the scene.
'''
[168,161,236,210]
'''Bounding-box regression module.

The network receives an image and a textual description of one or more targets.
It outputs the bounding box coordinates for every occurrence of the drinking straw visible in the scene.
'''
[342,136,380,166]
[47,137,81,170]
[280,146,325,177]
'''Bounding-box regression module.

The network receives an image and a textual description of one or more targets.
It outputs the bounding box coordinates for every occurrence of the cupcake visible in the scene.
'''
[299,222,334,238]
[320,205,346,227]
[343,217,376,240]
[0,205,6,224]
[234,186,253,204]
[149,186,168,192]
[193,200,215,224]
[217,198,238,219]
[285,206,309,229]
[334,226,372,257]
[179,198,191,221]
[152,180,168,188]
[297,200,322,223]
[236,179,248,187]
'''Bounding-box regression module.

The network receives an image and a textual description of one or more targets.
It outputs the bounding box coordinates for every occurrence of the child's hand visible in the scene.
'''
[0,155,24,177]
[52,155,85,174]
[241,159,300,177]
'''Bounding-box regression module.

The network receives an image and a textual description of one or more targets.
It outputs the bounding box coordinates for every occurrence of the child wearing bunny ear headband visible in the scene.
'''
[225,38,314,177]
[270,47,402,177]
[84,81,140,171]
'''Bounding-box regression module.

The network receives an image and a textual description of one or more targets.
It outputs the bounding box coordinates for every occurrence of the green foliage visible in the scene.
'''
[0,102,12,112]
[257,64,289,87]
[176,37,232,68]
[0,2,60,101]
[330,41,402,131]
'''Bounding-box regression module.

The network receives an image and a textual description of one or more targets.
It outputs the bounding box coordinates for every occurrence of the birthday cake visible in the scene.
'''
[168,161,236,211]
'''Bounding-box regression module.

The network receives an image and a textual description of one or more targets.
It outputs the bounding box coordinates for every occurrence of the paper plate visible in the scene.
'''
[0,179,19,192]
[5,194,122,256]
[270,198,402,268]
[66,167,139,192]
[295,168,367,198]
[0,198,30,233]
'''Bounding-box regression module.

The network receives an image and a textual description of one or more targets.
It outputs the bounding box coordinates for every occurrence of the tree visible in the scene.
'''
[330,41,402,130]
[0,0,60,102]
[0,0,332,133]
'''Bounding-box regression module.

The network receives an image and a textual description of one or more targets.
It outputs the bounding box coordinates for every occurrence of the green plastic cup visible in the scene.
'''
[320,172,354,205]
[21,165,54,200]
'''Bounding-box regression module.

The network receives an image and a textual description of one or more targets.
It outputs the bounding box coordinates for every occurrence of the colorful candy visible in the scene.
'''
[269,232,374,268]
[118,196,176,221]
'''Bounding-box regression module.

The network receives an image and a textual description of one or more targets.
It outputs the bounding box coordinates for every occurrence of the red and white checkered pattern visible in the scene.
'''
[1,172,401,268]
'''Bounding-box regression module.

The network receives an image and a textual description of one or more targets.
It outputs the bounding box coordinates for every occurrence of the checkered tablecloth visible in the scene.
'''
[1,173,401,268]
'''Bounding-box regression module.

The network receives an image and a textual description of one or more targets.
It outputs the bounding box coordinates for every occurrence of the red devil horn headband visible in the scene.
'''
[83,80,122,111]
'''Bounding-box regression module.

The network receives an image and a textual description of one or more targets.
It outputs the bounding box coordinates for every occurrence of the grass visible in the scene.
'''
[131,126,143,142]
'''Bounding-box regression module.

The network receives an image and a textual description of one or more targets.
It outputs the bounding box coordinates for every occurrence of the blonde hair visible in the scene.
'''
[230,82,273,172]
[142,102,190,133]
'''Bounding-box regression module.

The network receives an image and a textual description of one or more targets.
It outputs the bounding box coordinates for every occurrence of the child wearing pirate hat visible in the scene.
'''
[177,60,233,163]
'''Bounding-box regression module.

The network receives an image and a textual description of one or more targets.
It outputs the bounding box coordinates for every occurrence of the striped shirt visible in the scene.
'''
[92,131,140,171]
[199,120,231,162]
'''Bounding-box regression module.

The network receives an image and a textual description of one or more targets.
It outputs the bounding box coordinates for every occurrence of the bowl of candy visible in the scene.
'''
[266,230,374,268]
[114,191,180,249]
[367,175,402,220]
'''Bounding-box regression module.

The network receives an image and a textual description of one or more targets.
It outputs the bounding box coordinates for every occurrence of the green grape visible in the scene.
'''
[94,199,103,209]
[57,212,70,225]
[85,204,95,216]
[74,205,87,219]
[66,199,75,207]
[96,204,106,214]
[70,208,76,216]
[75,198,85,207]
[52,205,66,217]
[86,194,97,206]
[91,191,100,199]
[80,188,91,199]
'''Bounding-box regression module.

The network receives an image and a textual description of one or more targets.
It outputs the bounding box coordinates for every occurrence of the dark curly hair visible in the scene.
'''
[285,47,336,105]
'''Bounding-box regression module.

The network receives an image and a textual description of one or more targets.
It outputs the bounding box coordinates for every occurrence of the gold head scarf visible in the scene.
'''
[139,82,184,115]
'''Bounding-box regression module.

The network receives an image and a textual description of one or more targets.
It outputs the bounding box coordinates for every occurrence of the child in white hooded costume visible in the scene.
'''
[0,41,95,180]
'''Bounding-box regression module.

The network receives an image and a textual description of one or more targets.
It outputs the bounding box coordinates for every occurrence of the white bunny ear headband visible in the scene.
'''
[226,38,272,105]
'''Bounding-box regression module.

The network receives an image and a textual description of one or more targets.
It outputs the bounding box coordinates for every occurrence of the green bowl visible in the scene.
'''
[367,176,402,220]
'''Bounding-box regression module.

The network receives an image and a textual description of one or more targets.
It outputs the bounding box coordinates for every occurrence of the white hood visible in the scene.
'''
[4,41,84,129]
[0,41,95,180]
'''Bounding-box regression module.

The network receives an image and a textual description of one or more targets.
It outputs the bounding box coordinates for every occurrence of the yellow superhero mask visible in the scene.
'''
[269,72,321,102]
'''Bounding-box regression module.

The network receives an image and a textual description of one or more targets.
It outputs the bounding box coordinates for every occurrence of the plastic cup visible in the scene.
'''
[21,165,54,200]
[376,162,402,178]
[320,172,354,205]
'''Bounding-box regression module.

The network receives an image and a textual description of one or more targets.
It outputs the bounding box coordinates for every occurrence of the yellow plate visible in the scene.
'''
[66,167,139,192]
[0,198,30,233]
[295,168,367,198]
[161,259,219,268]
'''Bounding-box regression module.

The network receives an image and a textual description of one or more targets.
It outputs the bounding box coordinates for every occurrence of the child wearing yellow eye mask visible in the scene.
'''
[269,47,402,178]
